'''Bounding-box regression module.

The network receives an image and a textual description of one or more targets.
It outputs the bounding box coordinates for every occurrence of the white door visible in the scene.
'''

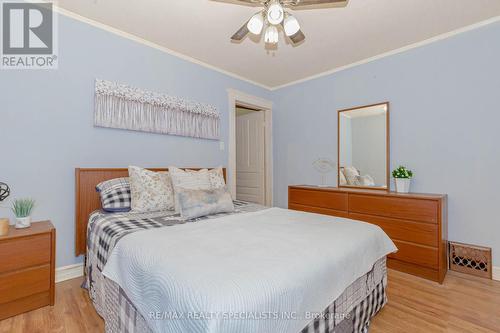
[236,109,265,204]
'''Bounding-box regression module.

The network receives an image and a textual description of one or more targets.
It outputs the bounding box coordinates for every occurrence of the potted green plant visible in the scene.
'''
[11,198,35,229]
[392,166,413,193]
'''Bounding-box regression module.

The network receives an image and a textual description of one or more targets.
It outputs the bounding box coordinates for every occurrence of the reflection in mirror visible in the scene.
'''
[338,102,389,189]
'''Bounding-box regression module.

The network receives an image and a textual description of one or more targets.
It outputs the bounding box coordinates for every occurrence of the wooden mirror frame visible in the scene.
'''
[337,102,390,191]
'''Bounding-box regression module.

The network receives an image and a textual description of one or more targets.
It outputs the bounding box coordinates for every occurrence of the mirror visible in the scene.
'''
[338,102,389,190]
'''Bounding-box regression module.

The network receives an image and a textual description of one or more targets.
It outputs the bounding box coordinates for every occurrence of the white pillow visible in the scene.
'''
[342,166,360,186]
[128,166,175,212]
[169,167,212,212]
[176,187,234,220]
[355,174,375,186]
[208,167,226,189]
[339,170,348,186]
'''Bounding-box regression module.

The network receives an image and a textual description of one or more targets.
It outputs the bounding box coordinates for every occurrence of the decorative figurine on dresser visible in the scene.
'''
[0,182,10,237]
[0,182,10,202]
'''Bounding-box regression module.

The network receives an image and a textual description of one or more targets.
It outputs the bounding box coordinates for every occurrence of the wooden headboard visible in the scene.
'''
[75,167,226,256]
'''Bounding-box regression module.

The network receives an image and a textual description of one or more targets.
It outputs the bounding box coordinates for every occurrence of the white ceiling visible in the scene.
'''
[56,0,500,89]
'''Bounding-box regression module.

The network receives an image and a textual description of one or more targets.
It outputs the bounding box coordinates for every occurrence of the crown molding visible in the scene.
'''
[49,4,273,91]
[227,88,273,109]
[38,2,500,91]
[270,15,500,90]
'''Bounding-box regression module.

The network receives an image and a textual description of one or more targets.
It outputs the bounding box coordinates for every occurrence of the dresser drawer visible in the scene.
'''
[289,188,348,211]
[349,194,439,223]
[390,241,439,269]
[288,186,447,283]
[387,259,440,282]
[0,234,51,274]
[289,203,349,218]
[0,265,51,304]
[349,213,438,247]
[0,292,50,321]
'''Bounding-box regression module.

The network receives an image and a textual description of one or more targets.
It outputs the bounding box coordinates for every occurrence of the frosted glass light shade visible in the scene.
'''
[284,15,300,36]
[267,2,284,25]
[247,12,264,35]
[264,25,279,44]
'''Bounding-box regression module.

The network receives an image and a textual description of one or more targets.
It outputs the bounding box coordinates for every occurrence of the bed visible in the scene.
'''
[75,168,397,333]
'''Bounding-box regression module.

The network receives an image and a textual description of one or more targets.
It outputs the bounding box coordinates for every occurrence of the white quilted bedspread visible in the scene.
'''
[102,207,397,333]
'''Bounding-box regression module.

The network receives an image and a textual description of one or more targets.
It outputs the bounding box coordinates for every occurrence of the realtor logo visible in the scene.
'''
[1,1,58,69]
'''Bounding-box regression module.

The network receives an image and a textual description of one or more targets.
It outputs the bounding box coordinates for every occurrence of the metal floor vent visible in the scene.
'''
[449,242,492,279]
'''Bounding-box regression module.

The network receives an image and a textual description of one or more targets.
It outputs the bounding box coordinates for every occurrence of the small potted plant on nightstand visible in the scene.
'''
[12,198,35,229]
[392,166,413,193]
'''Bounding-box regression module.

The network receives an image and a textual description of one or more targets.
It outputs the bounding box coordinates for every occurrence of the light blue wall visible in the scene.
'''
[339,115,352,167]
[351,114,387,185]
[0,14,271,267]
[272,22,500,265]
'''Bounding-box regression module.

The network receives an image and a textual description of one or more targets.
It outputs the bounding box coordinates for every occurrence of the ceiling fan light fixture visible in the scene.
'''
[264,25,279,44]
[284,14,300,36]
[247,12,264,35]
[267,1,284,25]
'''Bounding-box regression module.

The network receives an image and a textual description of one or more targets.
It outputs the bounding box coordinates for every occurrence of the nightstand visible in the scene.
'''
[0,221,56,320]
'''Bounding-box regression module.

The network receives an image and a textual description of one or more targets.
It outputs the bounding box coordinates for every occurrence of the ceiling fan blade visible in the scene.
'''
[231,21,250,41]
[285,0,347,7]
[289,30,305,45]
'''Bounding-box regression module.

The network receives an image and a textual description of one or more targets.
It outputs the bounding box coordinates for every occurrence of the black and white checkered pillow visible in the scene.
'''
[96,178,131,213]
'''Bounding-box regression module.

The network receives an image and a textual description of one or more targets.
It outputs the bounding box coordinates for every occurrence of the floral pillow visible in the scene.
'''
[339,170,347,186]
[128,166,175,212]
[342,166,360,186]
[208,167,226,189]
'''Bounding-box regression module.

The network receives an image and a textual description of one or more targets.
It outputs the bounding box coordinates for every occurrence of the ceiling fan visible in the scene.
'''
[230,0,347,46]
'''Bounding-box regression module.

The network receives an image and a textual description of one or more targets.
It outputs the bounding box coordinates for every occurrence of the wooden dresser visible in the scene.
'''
[0,221,56,320]
[288,186,448,283]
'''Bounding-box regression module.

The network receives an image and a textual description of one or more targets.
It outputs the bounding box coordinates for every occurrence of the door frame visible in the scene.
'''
[227,89,273,206]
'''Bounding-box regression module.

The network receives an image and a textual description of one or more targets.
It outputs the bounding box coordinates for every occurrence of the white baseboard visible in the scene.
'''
[56,263,84,283]
[493,266,500,282]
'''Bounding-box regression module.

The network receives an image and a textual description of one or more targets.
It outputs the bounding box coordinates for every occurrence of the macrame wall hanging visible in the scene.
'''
[94,79,220,140]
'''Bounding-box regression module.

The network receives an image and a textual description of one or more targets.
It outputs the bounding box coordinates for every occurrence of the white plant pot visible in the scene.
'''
[15,216,31,229]
[395,178,411,193]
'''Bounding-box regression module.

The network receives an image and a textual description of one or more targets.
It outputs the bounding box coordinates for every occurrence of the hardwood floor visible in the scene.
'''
[0,269,499,332]
[0,278,103,333]
[371,270,500,333]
